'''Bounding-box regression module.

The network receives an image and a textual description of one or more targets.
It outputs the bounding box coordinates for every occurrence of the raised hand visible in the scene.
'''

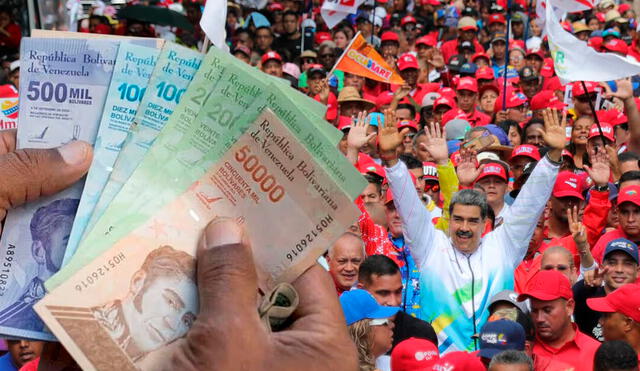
[347,111,376,151]
[567,206,587,247]
[606,78,634,100]
[318,78,330,104]
[378,108,409,166]
[584,265,608,287]
[393,84,411,102]
[419,122,449,165]
[584,148,611,187]
[427,49,445,69]
[456,146,484,187]
[539,108,567,162]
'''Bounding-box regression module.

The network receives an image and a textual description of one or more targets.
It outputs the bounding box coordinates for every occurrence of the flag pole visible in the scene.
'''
[502,0,512,109]
[371,3,376,45]
[327,31,362,79]
[580,80,607,144]
[200,35,210,54]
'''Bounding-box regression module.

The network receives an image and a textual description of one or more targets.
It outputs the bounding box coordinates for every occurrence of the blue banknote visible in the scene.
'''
[83,43,202,240]
[63,42,160,265]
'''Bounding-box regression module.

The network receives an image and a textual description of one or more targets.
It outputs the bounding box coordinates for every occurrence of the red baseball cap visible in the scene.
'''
[337,116,352,131]
[434,96,456,110]
[315,31,332,45]
[553,171,585,200]
[401,15,417,26]
[381,31,400,43]
[423,162,439,181]
[518,269,573,302]
[267,2,284,11]
[476,161,508,183]
[619,3,632,13]
[429,351,484,370]
[358,155,386,178]
[416,35,437,47]
[424,0,441,5]
[471,52,491,64]
[440,87,457,99]
[488,13,506,25]
[604,38,629,55]
[456,77,478,93]
[510,144,541,161]
[397,53,419,71]
[525,49,545,60]
[398,120,418,131]
[589,36,604,51]
[540,58,555,78]
[261,51,283,64]
[530,90,566,111]
[587,283,640,323]
[617,185,640,207]
[376,90,395,109]
[572,81,599,97]
[543,76,563,92]
[391,337,439,371]
[608,108,628,126]
[587,122,615,143]
[476,66,495,81]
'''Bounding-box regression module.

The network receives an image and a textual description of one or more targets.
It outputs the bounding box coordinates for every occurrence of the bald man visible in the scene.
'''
[326,232,366,294]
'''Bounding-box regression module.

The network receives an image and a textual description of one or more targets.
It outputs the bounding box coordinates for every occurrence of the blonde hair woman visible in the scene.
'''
[340,289,400,371]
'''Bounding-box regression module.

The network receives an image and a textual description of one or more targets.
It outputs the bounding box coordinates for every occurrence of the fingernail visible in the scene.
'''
[204,218,243,248]
[58,141,89,165]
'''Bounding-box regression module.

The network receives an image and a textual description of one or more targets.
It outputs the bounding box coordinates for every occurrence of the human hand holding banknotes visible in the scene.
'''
[0,130,93,234]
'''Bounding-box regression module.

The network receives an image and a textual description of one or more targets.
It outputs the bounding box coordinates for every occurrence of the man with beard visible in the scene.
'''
[273,11,302,61]
[379,108,564,353]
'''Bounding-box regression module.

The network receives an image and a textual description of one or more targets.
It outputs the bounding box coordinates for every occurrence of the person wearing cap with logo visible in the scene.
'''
[575,238,639,341]
[587,283,640,361]
[443,77,491,127]
[440,16,485,64]
[518,270,601,370]
[474,160,511,222]
[399,15,418,52]
[422,162,443,218]
[393,53,440,109]
[586,122,616,160]
[260,51,284,78]
[380,31,400,63]
[340,289,401,370]
[518,66,542,100]
[432,96,456,126]
[572,81,601,118]
[391,337,439,371]
[487,13,507,34]
[509,145,541,180]
[524,49,545,74]
[494,88,529,124]
[378,107,565,353]
[529,90,566,120]
[478,319,527,366]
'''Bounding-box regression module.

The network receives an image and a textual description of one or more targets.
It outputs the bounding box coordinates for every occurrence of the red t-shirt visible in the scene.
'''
[442,108,491,127]
[532,325,601,371]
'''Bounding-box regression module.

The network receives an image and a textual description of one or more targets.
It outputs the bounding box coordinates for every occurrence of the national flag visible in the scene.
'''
[331,32,405,84]
[200,0,229,51]
[544,0,640,82]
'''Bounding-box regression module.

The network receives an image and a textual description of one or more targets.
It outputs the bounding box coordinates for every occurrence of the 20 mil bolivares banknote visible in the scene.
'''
[35,109,361,370]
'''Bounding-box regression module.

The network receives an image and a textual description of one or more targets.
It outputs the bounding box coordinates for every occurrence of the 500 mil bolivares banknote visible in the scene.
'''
[35,109,361,370]
[0,37,121,341]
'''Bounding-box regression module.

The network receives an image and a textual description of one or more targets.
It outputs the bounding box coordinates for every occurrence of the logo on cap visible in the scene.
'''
[415,350,438,361]
[611,240,635,252]
[564,180,577,189]
[481,332,507,344]
[627,190,638,196]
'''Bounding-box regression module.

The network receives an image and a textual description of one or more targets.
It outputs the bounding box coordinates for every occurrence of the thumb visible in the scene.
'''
[365,132,377,142]
[0,141,92,209]
[196,218,258,319]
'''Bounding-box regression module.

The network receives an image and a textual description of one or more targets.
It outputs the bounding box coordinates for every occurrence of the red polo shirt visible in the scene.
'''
[442,108,491,127]
[440,39,485,65]
[533,324,600,371]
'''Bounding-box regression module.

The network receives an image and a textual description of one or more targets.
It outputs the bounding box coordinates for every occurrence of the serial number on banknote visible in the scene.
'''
[286,214,334,262]
[74,252,126,292]
[0,243,16,296]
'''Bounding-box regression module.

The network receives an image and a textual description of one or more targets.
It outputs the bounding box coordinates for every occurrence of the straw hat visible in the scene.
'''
[337,87,376,109]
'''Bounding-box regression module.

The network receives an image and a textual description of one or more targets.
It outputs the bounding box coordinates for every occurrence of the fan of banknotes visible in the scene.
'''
[0,31,366,370]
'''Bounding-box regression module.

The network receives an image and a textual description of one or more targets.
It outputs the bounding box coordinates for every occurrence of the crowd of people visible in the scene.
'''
[3,0,640,370]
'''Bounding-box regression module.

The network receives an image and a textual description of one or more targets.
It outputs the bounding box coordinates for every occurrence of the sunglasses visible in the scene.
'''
[576,94,597,103]
[424,183,440,192]
[369,318,391,326]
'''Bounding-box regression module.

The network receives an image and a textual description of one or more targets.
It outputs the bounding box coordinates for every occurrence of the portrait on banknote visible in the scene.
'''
[43,246,196,369]
[0,198,78,331]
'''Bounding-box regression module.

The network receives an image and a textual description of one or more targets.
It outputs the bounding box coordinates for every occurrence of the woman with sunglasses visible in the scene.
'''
[340,290,400,371]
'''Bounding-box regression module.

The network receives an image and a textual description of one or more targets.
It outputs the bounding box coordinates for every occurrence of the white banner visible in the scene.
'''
[321,0,365,29]
[544,0,640,82]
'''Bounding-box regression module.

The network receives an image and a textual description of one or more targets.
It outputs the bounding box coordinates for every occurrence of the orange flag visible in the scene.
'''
[331,32,405,85]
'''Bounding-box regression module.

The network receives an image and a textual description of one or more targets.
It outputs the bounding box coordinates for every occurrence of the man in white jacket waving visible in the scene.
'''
[378,109,566,354]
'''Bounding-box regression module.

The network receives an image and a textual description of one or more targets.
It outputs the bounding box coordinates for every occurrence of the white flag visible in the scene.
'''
[545,0,640,82]
[321,0,365,29]
[200,0,229,52]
